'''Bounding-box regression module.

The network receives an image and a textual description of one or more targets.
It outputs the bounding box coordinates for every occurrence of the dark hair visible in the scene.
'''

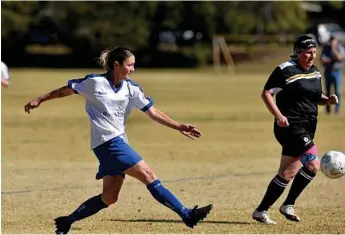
[290,35,317,59]
[99,46,133,71]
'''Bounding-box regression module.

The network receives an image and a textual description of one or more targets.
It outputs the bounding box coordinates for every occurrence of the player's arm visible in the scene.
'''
[261,67,285,118]
[317,69,338,106]
[38,85,75,102]
[2,79,9,88]
[261,67,289,127]
[261,90,284,118]
[318,94,329,105]
[1,62,10,88]
[318,93,338,106]
[145,106,202,140]
[24,85,74,113]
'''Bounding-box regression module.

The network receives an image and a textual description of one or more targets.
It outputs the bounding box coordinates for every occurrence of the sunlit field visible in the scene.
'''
[2,66,345,234]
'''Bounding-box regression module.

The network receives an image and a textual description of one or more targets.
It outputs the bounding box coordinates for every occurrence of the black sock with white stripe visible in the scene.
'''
[283,166,316,206]
[257,175,289,212]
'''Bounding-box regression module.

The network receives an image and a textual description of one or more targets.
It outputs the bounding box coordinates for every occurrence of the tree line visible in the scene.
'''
[1,1,344,67]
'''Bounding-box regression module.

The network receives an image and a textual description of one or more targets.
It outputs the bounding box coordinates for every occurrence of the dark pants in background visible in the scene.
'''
[324,70,342,114]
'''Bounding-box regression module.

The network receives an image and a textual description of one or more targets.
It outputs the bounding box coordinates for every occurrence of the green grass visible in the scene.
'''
[1,67,345,234]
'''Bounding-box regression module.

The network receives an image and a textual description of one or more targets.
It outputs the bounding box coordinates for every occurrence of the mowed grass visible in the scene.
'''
[1,68,345,234]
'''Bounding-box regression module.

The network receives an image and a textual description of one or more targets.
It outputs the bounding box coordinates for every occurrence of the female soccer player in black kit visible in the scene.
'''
[252,35,339,224]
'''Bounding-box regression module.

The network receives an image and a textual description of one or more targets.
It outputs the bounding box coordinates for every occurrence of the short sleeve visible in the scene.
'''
[1,62,10,80]
[128,80,154,112]
[67,76,94,95]
[315,66,324,95]
[264,67,286,94]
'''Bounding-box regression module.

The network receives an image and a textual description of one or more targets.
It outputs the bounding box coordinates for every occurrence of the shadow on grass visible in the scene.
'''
[110,218,252,225]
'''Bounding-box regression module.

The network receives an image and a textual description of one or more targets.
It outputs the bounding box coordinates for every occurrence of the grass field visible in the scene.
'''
[1,66,345,234]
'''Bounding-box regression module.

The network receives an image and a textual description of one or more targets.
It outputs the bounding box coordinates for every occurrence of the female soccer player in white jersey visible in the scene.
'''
[24,46,212,234]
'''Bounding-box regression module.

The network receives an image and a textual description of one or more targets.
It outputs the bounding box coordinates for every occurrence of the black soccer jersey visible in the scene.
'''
[264,60,323,121]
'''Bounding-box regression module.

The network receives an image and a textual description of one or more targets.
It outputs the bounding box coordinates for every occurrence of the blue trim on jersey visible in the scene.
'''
[67,77,88,94]
[128,79,143,92]
[110,80,123,93]
[141,98,154,112]
[67,73,104,94]
[105,72,124,93]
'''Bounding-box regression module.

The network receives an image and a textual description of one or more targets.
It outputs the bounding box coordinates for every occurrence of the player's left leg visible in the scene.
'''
[253,123,303,225]
[253,155,301,224]
[280,145,320,222]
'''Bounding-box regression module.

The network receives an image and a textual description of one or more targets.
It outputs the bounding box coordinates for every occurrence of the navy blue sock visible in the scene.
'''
[147,179,190,218]
[67,194,108,224]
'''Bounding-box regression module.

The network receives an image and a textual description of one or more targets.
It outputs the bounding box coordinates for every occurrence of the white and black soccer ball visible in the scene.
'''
[321,151,345,179]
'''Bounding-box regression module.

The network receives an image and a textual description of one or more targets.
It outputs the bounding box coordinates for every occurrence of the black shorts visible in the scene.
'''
[274,120,317,157]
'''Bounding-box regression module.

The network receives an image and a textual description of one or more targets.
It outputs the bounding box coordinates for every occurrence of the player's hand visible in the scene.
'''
[24,98,42,114]
[328,94,339,105]
[179,124,202,140]
[276,114,289,127]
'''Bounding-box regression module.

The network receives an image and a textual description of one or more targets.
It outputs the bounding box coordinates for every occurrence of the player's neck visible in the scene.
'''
[108,71,122,88]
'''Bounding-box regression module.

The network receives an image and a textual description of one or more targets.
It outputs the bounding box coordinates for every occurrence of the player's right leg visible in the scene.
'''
[253,123,301,224]
[55,137,129,234]
[54,175,124,234]
[125,160,213,228]
[252,155,300,224]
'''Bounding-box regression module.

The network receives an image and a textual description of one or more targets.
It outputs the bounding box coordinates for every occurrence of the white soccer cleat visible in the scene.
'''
[252,209,277,224]
[279,205,301,222]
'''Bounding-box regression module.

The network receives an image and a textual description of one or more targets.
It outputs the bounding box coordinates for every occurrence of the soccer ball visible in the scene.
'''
[320,151,345,179]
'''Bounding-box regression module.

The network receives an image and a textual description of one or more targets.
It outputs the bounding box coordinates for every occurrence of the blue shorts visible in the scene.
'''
[93,136,142,179]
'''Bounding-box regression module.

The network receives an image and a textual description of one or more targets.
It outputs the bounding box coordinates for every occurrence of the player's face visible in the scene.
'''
[298,47,316,69]
[118,55,135,80]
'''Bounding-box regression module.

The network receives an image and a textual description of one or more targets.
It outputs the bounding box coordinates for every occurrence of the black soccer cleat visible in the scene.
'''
[54,216,71,234]
[182,204,213,228]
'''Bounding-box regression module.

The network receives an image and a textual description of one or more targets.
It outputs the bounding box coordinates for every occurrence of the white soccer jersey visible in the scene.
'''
[68,73,153,149]
[1,61,10,81]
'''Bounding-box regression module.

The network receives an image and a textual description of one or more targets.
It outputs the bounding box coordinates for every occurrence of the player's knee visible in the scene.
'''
[102,193,119,205]
[301,152,320,173]
[278,162,300,182]
[102,187,120,205]
[306,159,320,173]
[141,168,158,184]
[278,170,295,182]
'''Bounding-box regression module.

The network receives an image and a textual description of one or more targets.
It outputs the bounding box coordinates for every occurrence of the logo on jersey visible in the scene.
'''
[102,111,110,117]
[303,136,312,146]
[95,91,107,96]
[103,110,125,118]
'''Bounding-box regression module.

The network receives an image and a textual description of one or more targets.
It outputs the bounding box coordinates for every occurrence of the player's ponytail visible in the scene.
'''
[99,50,110,71]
